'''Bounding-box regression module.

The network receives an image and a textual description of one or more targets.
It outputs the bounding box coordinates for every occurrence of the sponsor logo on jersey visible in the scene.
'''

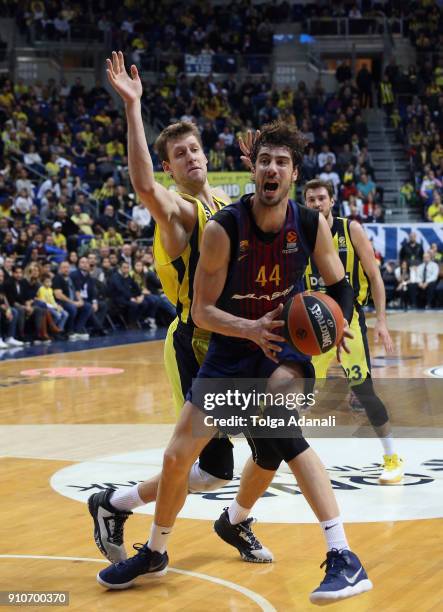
[232,285,294,301]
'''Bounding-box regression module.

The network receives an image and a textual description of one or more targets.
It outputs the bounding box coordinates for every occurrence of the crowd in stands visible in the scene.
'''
[0,73,177,346]
[380,232,443,310]
[1,2,442,350]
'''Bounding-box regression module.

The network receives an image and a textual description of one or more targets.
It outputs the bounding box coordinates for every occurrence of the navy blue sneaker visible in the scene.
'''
[310,548,373,605]
[88,489,132,563]
[214,508,273,563]
[97,543,168,590]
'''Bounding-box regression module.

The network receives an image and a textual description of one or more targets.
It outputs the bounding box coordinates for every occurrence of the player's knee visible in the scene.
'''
[188,461,231,493]
[162,446,190,478]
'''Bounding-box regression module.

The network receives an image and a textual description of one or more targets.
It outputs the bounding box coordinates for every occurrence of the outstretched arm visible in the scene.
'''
[106,51,188,251]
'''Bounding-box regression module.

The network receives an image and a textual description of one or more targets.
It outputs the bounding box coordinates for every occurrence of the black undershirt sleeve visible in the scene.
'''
[298,204,319,254]
[325,277,354,324]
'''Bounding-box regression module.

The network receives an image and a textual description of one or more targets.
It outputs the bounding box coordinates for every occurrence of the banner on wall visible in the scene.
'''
[364,223,443,260]
[184,53,213,75]
[154,172,256,199]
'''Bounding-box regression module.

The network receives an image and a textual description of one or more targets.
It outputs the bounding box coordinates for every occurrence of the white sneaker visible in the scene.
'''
[379,454,404,484]
[68,333,80,341]
[5,337,24,347]
[0,339,8,349]
[76,333,90,341]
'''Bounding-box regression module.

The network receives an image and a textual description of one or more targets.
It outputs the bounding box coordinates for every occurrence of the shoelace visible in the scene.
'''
[237,518,261,550]
[109,513,130,544]
[319,549,348,582]
[115,543,150,568]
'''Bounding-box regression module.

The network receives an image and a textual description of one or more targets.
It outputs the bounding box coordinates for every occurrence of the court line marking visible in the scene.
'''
[0,554,277,612]
[0,337,165,364]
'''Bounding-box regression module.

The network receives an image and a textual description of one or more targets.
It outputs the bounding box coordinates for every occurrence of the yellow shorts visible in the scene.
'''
[312,307,371,386]
[163,317,211,414]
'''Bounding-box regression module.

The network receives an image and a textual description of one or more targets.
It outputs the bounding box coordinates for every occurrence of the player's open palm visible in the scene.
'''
[106,50,142,104]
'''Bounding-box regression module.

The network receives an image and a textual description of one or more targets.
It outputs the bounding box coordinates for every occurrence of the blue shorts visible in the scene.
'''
[187,337,312,468]
[187,338,314,405]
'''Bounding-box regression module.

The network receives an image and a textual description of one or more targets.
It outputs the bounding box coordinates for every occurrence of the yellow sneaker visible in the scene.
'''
[379,454,404,484]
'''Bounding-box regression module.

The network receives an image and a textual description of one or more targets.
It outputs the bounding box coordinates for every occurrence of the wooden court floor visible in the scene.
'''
[1,312,442,611]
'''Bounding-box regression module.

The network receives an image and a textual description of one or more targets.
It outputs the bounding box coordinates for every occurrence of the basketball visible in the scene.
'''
[282,291,344,356]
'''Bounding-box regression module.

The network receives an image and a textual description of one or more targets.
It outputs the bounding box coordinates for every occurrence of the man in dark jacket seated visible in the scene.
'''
[70,257,108,335]
[108,261,158,328]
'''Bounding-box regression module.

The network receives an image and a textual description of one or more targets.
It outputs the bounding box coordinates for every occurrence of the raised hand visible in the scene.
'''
[106,50,142,104]
[238,129,260,170]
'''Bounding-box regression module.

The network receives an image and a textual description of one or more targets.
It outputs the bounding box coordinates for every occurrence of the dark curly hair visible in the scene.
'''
[250,121,307,170]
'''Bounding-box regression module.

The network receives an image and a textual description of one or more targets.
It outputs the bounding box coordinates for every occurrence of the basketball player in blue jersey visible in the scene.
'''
[88,50,257,564]
[97,122,373,605]
[303,179,403,483]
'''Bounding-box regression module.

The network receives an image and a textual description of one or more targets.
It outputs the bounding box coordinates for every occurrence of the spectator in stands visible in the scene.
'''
[356,63,373,108]
[395,260,417,310]
[13,188,33,216]
[132,201,153,237]
[416,252,439,308]
[108,261,158,329]
[319,163,341,199]
[357,172,376,202]
[347,200,363,224]
[52,260,92,341]
[317,144,336,170]
[381,261,397,307]
[420,169,442,208]
[70,256,108,335]
[0,268,24,348]
[36,273,68,332]
[4,265,47,342]
[131,260,174,328]
[96,204,117,232]
[399,232,424,267]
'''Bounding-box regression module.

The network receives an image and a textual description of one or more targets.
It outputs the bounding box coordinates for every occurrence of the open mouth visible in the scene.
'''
[264,182,279,194]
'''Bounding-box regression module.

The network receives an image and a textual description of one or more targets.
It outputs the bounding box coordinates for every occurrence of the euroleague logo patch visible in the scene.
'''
[20,367,124,378]
[50,439,443,524]
[283,230,298,253]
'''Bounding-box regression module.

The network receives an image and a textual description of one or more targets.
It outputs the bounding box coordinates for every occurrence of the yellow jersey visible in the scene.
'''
[304,217,370,307]
[153,193,228,326]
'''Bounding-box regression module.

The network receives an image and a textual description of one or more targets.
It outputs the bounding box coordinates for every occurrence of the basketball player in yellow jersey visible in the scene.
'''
[303,179,403,484]
[88,51,273,564]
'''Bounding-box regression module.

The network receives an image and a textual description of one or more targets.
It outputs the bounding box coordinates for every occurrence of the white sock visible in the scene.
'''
[380,435,395,456]
[228,499,250,525]
[320,516,349,551]
[110,485,144,512]
[148,522,172,554]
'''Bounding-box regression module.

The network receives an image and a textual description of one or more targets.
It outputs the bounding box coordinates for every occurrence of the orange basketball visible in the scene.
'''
[282,291,344,356]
